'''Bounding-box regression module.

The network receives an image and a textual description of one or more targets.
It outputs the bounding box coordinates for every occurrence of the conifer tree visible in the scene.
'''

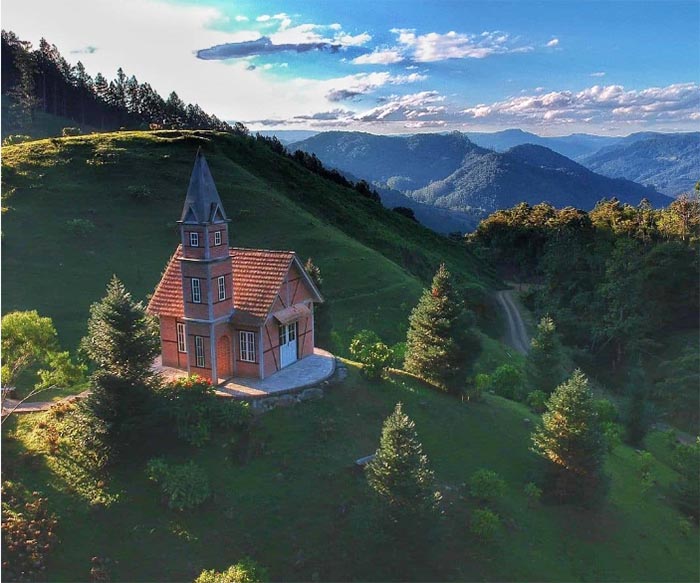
[404,264,478,393]
[81,276,159,446]
[526,315,565,394]
[623,360,653,446]
[532,370,608,504]
[366,403,440,532]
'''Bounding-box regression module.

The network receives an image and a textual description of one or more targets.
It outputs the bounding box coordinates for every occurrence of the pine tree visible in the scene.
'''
[532,370,608,504]
[81,276,160,446]
[526,315,565,394]
[404,264,478,393]
[366,403,440,532]
[623,361,653,446]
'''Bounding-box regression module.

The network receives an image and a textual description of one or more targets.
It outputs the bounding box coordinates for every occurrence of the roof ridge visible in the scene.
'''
[229,246,296,254]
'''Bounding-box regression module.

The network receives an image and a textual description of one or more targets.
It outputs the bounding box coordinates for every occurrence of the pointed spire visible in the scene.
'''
[179,148,229,224]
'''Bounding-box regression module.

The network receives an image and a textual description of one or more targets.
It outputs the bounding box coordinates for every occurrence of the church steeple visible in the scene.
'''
[179,148,229,225]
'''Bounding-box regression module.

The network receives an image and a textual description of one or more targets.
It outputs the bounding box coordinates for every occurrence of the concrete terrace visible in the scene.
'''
[152,347,336,400]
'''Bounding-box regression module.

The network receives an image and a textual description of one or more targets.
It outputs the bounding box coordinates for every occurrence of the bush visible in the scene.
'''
[526,390,548,413]
[637,451,654,492]
[2,134,32,146]
[602,421,624,453]
[390,342,407,368]
[470,508,500,543]
[466,374,488,402]
[127,185,152,201]
[1,481,59,581]
[524,482,542,506]
[349,330,392,380]
[157,376,251,447]
[468,468,506,505]
[490,364,524,400]
[65,218,96,237]
[146,458,210,510]
[61,127,82,137]
[594,399,618,423]
[194,558,268,583]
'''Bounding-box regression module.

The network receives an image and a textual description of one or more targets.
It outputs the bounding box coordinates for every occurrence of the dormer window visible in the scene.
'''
[190,232,199,247]
[214,231,222,246]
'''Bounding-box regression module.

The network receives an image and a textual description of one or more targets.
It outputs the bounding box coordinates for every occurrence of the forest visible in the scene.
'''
[469,192,700,430]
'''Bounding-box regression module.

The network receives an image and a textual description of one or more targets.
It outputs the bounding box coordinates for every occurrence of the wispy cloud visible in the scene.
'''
[462,82,700,125]
[389,28,533,62]
[590,71,606,77]
[325,71,427,102]
[546,38,559,47]
[352,49,404,65]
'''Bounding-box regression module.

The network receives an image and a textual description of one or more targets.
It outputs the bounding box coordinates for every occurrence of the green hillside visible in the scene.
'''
[5,366,698,582]
[1,130,496,353]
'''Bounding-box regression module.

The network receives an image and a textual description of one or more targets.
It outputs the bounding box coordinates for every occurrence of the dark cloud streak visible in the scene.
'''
[197,36,340,60]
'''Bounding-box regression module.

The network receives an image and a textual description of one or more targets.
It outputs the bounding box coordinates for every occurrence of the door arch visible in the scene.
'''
[217,335,233,379]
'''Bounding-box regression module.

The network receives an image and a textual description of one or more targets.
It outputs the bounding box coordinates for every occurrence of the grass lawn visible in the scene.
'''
[3,365,697,582]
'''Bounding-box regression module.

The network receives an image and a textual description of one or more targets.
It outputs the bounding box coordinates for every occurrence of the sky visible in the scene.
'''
[3,0,700,135]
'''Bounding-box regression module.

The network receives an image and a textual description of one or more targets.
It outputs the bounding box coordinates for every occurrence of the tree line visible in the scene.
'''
[1,30,236,135]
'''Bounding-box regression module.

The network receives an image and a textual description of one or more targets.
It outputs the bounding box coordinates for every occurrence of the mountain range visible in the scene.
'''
[290,131,671,229]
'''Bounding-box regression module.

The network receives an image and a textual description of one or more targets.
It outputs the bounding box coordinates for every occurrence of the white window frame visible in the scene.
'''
[191,278,201,303]
[189,232,199,247]
[214,230,222,246]
[176,323,186,353]
[217,275,226,301]
[194,336,205,368]
[239,331,256,363]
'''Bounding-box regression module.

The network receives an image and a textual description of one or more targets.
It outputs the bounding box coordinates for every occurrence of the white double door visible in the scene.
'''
[279,321,298,368]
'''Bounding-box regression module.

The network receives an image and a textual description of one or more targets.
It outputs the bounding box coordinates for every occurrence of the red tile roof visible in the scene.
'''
[147,245,296,322]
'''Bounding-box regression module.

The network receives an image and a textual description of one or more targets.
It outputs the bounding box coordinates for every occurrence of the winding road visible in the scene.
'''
[495,290,530,355]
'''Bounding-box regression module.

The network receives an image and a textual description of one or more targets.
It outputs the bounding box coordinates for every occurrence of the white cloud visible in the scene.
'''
[256,14,271,22]
[352,49,404,65]
[590,71,606,77]
[461,82,700,126]
[390,28,533,62]
[235,15,249,22]
[546,38,559,47]
[359,91,446,122]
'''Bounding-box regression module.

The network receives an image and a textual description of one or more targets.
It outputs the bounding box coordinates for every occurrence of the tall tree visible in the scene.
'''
[366,402,440,535]
[623,360,653,446]
[532,370,608,504]
[526,316,565,394]
[404,264,479,393]
[81,276,160,446]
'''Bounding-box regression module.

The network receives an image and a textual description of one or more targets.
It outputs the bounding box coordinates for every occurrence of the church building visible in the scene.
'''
[147,149,323,383]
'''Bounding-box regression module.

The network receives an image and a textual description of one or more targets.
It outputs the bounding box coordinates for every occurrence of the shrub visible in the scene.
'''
[465,374,488,402]
[349,330,392,380]
[602,421,624,453]
[678,516,693,537]
[195,558,268,583]
[157,376,251,447]
[470,508,500,543]
[671,438,699,521]
[61,127,82,137]
[127,185,152,201]
[2,134,32,146]
[594,399,618,423]
[524,482,542,507]
[146,458,210,510]
[65,218,96,237]
[526,390,548,413]
[468,468,506,505]
[390,342,407,368]
[490,364,524,401]
[637,451,654,492]
[1,481,59,581]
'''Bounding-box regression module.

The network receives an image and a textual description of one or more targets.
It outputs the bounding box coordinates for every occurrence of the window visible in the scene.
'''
[214,231,222,246]
[194,336,205,367]
[176,323,186,353]
[191,278,201,303]
[217,275,226,301]
[189,232,199,247]
[239,331,256,362]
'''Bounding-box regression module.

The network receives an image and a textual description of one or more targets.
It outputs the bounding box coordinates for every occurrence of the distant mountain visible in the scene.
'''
[465,129,621,160]
[580,132,700,196]
[254,130,319,145]
[290,132,670,221]
[408,143,669,214]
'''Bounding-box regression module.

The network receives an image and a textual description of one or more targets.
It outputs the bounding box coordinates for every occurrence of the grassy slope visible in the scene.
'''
[4,366,697,582]
[1,130,495,354]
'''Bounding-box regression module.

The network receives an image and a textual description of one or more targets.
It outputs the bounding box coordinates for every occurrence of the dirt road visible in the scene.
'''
[495,290,530,355]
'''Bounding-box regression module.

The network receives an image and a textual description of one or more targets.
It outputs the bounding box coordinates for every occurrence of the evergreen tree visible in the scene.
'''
[526,316,565,394]
[623,360,653,446]
[532,370,608,504]
[366,403,440,534]
[81,276,160,447]
[404,264,478,393]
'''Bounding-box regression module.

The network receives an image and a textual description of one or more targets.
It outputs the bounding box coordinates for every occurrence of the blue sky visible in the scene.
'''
[4,0,699,135]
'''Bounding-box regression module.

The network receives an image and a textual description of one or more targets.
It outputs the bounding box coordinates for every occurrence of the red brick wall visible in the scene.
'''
[233,327,261,379]
[181,226,207,260]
